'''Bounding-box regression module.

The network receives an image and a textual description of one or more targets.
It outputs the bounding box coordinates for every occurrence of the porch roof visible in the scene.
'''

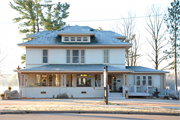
[126,66,169,73]
[17,64,133,73]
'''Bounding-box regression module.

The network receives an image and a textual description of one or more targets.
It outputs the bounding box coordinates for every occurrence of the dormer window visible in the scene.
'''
[64,37,69,41]
[77,37,81,41]
[71,37,75,41]
[62,36,90,42]
[83,37,88,41]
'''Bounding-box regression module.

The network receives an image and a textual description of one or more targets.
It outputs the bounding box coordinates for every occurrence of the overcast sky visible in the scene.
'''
[0,0,173,74]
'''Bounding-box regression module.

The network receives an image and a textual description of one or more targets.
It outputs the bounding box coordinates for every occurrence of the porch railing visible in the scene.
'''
[128,85,148,93]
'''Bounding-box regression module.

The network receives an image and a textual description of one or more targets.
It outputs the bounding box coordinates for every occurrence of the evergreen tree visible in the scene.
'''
[9,0,41,38]
[41,2,69,31]
[164,0,180,90]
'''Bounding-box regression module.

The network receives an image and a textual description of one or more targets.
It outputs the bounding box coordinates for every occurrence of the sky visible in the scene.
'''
[0,0,173,75]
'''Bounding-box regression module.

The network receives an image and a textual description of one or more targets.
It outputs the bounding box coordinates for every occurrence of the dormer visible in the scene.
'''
[56,25,95,43]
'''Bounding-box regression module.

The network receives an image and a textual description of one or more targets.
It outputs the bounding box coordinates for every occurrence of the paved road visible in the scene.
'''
[0,113,179,120]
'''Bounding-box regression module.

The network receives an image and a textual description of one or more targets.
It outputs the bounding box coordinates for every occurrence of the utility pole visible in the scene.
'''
[103,66,108,105]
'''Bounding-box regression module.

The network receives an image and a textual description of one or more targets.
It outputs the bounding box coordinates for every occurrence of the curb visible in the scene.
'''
[0,111,179,116]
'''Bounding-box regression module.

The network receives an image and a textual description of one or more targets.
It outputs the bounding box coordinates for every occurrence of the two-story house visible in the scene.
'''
[14,25,168,98]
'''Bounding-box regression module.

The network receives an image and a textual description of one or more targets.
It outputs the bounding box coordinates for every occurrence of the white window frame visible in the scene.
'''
[62,36,90,43]
[135,75,153,86]
[103,49,110,64]
[42,49,48,64]
[66,49,86,64]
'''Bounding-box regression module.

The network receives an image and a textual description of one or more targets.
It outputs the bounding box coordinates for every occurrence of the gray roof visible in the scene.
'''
[19,25,130,46]
[20,64,132,72]
[126,66,168,73]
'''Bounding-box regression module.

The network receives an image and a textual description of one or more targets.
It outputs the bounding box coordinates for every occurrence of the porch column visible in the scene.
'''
[91,74,95,87]
[100,74,103,87]
[123,74,129,86]
[20,74,26,87]
[72,74,77,87]
[61,74,66,87]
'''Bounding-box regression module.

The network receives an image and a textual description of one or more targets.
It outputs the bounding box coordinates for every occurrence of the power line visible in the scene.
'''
[0,14,164,24]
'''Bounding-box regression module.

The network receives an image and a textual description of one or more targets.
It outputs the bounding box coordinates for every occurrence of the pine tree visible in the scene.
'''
[9,0,41,38]
[41,2,69,31]
[164,0,180,90]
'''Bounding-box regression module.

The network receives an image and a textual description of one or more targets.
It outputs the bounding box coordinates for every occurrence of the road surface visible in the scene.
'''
[0,113,179,120]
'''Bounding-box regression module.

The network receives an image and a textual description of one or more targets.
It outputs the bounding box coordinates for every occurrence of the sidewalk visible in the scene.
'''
[0,98,180,115]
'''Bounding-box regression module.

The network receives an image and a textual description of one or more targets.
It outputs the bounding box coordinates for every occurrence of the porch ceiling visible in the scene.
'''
[15,64,134,73]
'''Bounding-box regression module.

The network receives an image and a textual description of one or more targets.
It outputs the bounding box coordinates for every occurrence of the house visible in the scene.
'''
[14,25,168,98]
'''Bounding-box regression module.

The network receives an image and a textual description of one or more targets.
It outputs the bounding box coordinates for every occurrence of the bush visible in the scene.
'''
[57,93,69,99]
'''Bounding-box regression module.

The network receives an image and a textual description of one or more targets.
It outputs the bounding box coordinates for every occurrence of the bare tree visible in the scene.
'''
[145,5,169,70]
[115,12,141,66]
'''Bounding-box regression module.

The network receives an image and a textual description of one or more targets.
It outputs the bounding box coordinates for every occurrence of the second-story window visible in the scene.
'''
[72,50,79,63]
[66,50,70,63]
[81,50,85,63]
[104,49,109,63]
[43,50,48,63]
[66,50,85,64]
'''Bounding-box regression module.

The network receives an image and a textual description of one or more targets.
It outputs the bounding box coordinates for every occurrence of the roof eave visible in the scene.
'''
[18,44,132,48]
[57,33,95,36]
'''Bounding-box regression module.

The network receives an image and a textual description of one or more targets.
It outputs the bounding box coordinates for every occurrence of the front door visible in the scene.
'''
[108,75,117,92]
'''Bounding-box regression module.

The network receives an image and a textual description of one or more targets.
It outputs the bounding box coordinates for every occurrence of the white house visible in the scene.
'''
[14,25,168,98]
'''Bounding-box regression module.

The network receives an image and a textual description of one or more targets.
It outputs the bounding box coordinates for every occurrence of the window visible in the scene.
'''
[43,50,48,63]
[142,76,146,85]
[72,50,79,63]
[71,37,75,41]
[81,50,85,63]
[104,49,109,63]
[83,37,88,41]
[136,76,140,86]
[66,50,70,63]
[77,37,81,41]
[77,78,91,87]
[64,37,69,41]
[63,36,89,42]
[148,76,152,86]
[135,75,153,86]
[66,50,85,64]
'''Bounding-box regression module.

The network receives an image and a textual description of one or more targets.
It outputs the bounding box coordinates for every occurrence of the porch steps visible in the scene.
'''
[108,93,125,99]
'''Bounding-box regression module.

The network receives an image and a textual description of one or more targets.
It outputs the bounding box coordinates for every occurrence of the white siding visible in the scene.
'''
[26,48,42,64]
[49,49,65,64]
[110,49,125,64]
[86,49,103,64]
[128,74,134,86]
[153,75,161,89]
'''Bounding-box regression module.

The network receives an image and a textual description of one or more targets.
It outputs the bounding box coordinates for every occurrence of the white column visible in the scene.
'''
[61,74,67,87]
[91,74,95,87]
[72,74,76,87]
[100,74,103,87]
